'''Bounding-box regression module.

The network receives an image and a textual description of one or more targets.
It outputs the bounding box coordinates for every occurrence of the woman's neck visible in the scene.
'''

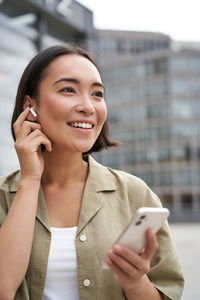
[41,149,88,187]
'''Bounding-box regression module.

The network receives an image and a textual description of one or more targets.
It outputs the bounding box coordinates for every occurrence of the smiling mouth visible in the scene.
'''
[68,122,94,129]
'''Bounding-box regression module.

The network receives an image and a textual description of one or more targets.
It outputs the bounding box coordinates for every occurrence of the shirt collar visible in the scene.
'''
[8,155,116,233]
[86,155,116,192]
[76,155,116,236]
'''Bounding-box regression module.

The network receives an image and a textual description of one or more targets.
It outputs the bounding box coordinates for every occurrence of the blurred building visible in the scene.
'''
[0,0,94,174]
[93,30,200,221]
[0,2,200,221]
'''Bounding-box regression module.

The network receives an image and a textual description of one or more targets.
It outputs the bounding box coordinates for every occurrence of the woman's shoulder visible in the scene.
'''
[109,166,146,186]
[0,170,21,192]
[90,155,147,187]
[0,171,20,225]
[89,156,162,208]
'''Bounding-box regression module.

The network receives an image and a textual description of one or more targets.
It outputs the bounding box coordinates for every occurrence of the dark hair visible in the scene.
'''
[11,45,118,154]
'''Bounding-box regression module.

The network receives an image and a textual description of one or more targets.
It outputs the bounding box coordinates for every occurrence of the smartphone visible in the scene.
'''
[112,207,169,253]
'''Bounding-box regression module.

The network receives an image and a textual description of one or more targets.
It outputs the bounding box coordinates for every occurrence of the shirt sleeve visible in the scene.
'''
[143,187,184,300]
[0,179,9,226]
[120,172,184,300]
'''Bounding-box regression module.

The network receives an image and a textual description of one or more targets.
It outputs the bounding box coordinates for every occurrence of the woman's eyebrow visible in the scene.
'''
[92,82,105,91]
[53,78,79,85]
[53,78,105,90]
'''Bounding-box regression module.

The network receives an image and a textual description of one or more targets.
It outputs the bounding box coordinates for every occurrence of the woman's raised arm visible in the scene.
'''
[0,108,51,299]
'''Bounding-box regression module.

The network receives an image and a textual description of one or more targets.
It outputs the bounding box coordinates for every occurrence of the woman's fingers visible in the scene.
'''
[26,130,52,152]
[13,108,41,138]
[106,252,145,291]
[14,107,30,126]
[108,245,148,275]
[13,109,52,152]
[16,129,52,153]
[15,121,42,139]
[107,248,139,276]
[13,109,52,179]
[141,228,158,260]
[106,229,158,279]
[106,257,131,286]
[13,107,30,136]
[106,231,161,293]
[113,245,140,269]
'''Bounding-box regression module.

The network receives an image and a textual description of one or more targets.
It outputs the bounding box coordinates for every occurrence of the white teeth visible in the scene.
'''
[70,122,92,129]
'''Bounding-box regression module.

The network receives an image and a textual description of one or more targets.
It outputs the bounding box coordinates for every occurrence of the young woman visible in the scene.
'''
[0,46,184,300]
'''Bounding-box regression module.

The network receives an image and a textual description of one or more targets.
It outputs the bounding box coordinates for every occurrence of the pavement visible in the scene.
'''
[169,222,200,300]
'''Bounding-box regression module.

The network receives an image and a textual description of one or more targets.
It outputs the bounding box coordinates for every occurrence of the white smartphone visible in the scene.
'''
[112,207,169,253]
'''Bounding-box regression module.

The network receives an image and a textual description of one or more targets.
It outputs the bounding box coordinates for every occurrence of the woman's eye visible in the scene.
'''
[60,87,75,93]
[93,91,104,98]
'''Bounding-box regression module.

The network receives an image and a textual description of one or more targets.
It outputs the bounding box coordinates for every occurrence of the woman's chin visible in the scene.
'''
[67,143,94,155]
[49,139,95,155]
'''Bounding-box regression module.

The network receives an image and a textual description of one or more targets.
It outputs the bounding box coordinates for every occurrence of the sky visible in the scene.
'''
[78,0,200,42]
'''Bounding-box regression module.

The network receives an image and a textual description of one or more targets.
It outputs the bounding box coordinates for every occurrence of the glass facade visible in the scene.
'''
[0,16,36,174]
[94,31,200,221]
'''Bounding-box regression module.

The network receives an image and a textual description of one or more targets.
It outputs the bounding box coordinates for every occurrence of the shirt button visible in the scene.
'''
[83,279,91,287]
[80,234,87,242]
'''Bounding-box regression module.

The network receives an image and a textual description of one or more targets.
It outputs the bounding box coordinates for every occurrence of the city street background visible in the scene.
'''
[0,1,200,299]
[170,222,200,299]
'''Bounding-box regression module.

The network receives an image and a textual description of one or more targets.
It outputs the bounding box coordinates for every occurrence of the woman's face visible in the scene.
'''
[35,54,107,154]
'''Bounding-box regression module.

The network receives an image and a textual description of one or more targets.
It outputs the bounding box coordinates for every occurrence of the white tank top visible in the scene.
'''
[43,226,79,300]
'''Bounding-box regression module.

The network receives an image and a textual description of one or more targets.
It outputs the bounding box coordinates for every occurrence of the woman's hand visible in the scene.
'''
[13,107,52,181]
[106,228,160,297]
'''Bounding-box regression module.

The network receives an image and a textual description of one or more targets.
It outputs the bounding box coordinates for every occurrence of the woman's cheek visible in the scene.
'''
[100,102,107,122]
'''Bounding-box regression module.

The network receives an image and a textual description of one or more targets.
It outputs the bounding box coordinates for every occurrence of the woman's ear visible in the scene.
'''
[23,95,34,109]
[23,95,38,121]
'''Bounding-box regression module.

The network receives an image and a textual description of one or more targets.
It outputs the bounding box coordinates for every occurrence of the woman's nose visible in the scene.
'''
[75,96,95,115]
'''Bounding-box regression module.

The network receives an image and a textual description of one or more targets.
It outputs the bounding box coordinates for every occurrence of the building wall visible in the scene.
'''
[93,31,200,221]
[0,15,36,174]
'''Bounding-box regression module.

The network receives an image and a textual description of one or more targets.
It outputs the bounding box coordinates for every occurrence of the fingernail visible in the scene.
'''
[114,244,122,252]
[109,250,117,259]
[106,257,112,265]
[149,228,154,234]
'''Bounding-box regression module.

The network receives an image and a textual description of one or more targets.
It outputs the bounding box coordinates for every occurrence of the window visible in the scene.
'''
[117,39,126,53]
[171,147,185,161]
[172,101,192,119]
[145,58,168,76]
[134,171,155,186]
[158,147,171,162]
[181,194,193,210]
[124,151,137,165]
[144,79,168,98]
[179,170,192,185]
[170,56,200,74]
[147,102,170,119]
[154,58,168,74]
[139,148,158,163]
[162,194,174,209]
[157,170,172,186]
[139,127,157,142]
[157,126,170,140]
[172,124,192,139]
[171,77,200,96]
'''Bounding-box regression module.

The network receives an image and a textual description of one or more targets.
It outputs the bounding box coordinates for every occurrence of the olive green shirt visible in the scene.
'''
[0,156,184,300]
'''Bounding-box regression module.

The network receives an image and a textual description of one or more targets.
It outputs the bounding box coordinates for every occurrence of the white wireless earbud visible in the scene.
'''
[30,107,37,118]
